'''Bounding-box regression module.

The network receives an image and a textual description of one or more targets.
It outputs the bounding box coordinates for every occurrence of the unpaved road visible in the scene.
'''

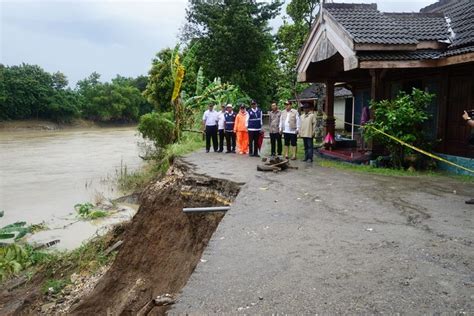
[171,151,474,314]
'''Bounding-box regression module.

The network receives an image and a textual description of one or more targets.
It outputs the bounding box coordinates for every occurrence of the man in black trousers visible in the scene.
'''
[202,103,219,152]
[246,100,263,157]
[269,102,282,156]
[224,104,237,153]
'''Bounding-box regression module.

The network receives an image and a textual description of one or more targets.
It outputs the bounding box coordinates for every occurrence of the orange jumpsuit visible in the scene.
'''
[234,111,249,154]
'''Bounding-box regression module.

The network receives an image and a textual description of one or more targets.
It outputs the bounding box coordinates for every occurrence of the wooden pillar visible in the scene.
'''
[325,80,335,136]
[370,69,385,101]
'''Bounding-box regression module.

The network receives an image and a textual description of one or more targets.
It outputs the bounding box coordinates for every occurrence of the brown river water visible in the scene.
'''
[0,127,143,249]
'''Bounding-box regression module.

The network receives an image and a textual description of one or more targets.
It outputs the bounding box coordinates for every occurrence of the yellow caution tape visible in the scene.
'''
[338,119,474,174]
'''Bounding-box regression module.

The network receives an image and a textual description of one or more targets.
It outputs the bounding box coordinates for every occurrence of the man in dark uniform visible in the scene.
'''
[246,100,263,157]
[224,104,237,153]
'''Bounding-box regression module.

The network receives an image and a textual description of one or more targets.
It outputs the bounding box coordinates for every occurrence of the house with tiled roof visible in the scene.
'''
[296,0,474,164]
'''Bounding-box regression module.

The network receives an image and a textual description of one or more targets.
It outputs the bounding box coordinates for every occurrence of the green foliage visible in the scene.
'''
[0,64,153,123]
[74,203,107,220]
[184,0,282,105]
[144,47,199,113]
[118,132,203,192]
[0,244,50,281]
[77,73,149,122]
[276,0,319,101]
[137,112,176,149]
[364,88,435,168]
[183,77,250,127]
[42,278,70,295]
[0,222,30,241]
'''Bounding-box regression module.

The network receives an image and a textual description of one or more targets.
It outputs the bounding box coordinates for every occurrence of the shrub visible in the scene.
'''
[137,112,176,149]
[364,88,435,169]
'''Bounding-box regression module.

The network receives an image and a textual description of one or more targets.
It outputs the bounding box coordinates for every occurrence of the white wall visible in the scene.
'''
[334,98,346,130]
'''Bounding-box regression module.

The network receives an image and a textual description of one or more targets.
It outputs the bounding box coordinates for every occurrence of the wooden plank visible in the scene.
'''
[360,52,474,69]
[355,43,417,51]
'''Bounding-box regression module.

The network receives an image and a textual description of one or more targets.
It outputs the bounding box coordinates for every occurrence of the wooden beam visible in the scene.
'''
[361,59,439,69]
[437,52,474,67]
[360,52,474,69]
[416,41,448,50]
[354,43,417,51]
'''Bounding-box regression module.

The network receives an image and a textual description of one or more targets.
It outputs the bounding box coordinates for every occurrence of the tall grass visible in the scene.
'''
[117,132,203,192]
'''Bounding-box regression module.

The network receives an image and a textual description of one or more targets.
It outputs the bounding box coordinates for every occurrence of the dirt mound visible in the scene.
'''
[70,160,240,315]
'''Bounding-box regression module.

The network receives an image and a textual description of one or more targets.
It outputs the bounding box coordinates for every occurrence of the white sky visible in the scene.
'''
[0,0,437,86]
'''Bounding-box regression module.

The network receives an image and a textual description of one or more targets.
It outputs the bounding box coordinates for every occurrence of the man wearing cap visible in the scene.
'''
[217,104,226,152]
[269,102,282,156]
[234,105,249,155]
[246,100,263,157]
[300,103,316,162]
[279,101,300,160]
[224,104,237,153]
[202,103,219,153]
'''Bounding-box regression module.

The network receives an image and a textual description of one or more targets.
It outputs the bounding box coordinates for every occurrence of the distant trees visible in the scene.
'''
[0,64,153,123]
[276,0,320,100]
[183,0,282,106]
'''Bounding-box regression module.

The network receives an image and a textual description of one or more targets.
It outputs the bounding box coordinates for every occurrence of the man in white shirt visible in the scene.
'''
[202,103,219,152]
[279,101,301,160]
[217,104,226,152]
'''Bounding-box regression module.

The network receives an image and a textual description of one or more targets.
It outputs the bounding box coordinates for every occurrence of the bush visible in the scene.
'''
[364,88,434,169]
[137,112,176,149]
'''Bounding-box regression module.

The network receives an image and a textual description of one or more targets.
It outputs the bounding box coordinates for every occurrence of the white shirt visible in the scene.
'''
[281,109,301,134]
[217,111,225,130]
[202,109,219,126]
[245,107,263,131]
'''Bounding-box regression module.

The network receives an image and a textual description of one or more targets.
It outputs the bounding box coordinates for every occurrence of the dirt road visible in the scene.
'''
[171,151,474,314]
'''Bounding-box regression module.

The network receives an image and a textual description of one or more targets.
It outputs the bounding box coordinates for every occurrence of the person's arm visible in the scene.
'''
[260,109,263,127]
[234,115,239,133]
[463,111,474,127]
[312,114,317,137]
[279,113,283,133]
[202,111,207,131]
[296,111,301,133]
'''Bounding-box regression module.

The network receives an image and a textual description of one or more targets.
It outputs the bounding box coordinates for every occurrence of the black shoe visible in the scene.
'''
[218,150,223,153]
[253,154,260,157]
[466,199,474,205]
[206,150,210,153]
[231,150,236,153]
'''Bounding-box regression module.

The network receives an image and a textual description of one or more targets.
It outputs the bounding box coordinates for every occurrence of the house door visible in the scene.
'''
[445,76,473,158]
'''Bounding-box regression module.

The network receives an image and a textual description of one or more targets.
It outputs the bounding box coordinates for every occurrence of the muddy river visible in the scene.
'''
[0,127,143,249]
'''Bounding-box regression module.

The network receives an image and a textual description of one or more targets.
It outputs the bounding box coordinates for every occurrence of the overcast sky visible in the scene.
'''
[1,0,436,87]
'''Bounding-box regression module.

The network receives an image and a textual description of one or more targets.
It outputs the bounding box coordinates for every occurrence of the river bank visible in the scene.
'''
[0,119,137,131]
[0,125,144,249]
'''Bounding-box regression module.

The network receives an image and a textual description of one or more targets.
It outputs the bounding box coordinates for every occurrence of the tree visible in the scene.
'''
[0,63,54,120]
[183,0,282,106]
[144,48,174,112]
[144,46,199,113]
[276,0,319,100]
[51,71,69,90]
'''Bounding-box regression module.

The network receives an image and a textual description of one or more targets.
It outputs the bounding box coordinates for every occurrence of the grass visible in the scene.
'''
[117,132,203,192]
[42,278,70,295]
[316,156,474,183]
[268,138,473,183]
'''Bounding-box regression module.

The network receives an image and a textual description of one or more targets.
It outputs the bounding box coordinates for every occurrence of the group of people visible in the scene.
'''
[202,100,317,162]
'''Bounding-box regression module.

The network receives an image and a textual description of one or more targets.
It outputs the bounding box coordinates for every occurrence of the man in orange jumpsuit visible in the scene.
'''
[234,104,249,155]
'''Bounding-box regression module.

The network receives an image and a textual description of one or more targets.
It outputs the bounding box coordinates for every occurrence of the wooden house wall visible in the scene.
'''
[347,63,474,158]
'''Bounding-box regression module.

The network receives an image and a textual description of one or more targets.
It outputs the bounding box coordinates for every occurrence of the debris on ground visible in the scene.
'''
[257,156,298,172]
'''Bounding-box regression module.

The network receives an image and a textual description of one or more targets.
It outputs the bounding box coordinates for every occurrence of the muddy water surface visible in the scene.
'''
[0,127,143,249]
